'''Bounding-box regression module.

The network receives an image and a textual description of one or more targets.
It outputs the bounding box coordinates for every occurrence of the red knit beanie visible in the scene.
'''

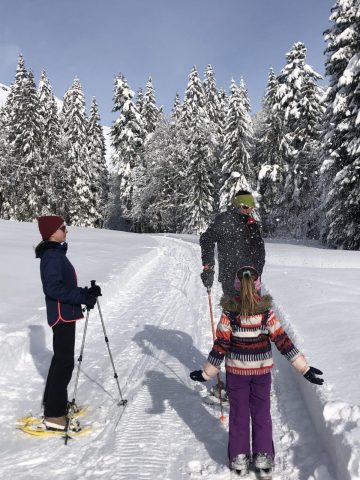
[37,216,65,240]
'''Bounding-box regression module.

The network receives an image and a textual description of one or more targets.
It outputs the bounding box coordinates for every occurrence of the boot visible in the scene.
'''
[253,453,273,478]
[231,454,250,476]
[44,416,81,432]
[44,416,66,430]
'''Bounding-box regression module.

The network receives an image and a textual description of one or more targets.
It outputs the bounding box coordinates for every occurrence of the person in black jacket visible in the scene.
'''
[35,215,101,431]
[200,190,265,296]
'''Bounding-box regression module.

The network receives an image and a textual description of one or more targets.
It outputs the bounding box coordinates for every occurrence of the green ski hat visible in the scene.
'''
[231,193,255,208]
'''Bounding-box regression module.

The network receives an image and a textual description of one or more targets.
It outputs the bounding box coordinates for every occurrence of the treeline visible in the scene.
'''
[108,0,359,249]
[0,0,359,249]
[0,58,108,227]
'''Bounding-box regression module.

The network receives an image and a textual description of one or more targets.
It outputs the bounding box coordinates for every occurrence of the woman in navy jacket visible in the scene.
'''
[35,215,99,431]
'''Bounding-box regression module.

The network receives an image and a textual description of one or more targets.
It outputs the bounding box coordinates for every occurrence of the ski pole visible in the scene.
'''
[92,281,127,407]
[64,307,91,445]
[207,287,226,421]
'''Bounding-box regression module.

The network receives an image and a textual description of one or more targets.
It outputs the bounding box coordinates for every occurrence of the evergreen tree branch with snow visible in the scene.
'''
[320,0,360,249]
[110,74,145,227]
[180,66,215,233]
[219,79,254,211]
[61,78,94,226]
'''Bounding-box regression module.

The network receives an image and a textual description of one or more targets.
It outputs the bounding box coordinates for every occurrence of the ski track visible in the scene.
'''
[2,235,337,480]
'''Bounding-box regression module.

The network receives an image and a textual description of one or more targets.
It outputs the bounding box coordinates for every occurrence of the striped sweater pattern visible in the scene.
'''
[208,296,301,376]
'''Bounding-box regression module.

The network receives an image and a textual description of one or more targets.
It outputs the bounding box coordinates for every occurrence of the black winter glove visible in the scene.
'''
[85,295,97,310]
[200,269,214,289]
[190,370,207,382]
[88,284,102,297]
[304,366,324,385]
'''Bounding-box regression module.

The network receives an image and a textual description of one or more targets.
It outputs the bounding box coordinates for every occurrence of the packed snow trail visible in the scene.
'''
[0,226,337,479]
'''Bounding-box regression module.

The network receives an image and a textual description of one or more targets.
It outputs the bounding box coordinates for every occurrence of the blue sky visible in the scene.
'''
[1,0,333,125]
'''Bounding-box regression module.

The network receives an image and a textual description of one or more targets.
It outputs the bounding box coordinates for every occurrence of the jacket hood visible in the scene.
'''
[220,293,272,314]
[35,241,68,259]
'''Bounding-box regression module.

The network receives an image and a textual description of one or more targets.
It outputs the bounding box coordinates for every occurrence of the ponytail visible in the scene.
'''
[239,272,259,316]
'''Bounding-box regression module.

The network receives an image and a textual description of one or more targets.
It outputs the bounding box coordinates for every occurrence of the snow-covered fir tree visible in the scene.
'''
[61,78,94,226]
[142,77,159,135]
[158,106,164,118]
[256,49,324,239]
[0,106,12,218]
[4,57,44,220]
[320,0,360,249]
[274,42,324,238]
[219,79,253,210]
[37,71,63,214]
[131,96,188,232]
[110,74,145,223]
[288,72,325,238]
[203,65,222,131]
[255,69,287,235]
[38,72,60,160]
[87,97,109,227]
[132,78,162,231]
[203,65,224,211]
[135,88,144,116]
[183,122,215,233]
[180,66,208,127]
[218,88,228,126]
[171,93,182,122]
[180,66,214,233]
[0,56,111,230]
[140,117,189,232]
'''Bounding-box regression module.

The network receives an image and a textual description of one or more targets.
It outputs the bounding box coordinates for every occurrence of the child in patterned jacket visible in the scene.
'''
[190,266,324,477]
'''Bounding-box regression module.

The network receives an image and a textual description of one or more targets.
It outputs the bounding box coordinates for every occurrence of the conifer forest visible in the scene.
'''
[0,0,359,249]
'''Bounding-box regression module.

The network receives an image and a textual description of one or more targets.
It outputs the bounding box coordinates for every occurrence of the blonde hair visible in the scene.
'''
[240,273,259,316]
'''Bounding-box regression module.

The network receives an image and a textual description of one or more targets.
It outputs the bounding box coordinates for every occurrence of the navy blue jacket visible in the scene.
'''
[36,241,88,327]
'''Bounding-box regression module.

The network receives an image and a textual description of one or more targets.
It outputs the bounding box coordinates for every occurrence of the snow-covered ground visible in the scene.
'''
[0,219,359,480]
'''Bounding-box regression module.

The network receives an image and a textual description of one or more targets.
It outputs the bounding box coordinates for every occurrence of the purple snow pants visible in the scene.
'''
[227,372,274,462]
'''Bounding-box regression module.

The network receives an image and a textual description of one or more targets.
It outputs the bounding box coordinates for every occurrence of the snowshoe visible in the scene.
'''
[18,417,91,437]
[19,422,91,437]
[231,454,250,477]
[16,404,89,427]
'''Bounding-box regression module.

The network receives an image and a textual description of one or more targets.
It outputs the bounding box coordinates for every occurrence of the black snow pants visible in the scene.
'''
[43,321,76,417]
